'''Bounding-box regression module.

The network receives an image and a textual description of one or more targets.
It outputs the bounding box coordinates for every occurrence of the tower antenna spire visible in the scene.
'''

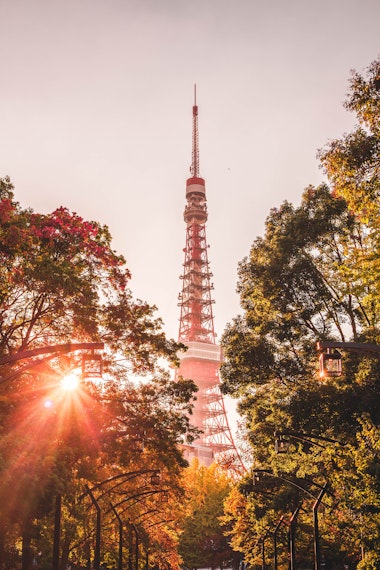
[191,83,199,178]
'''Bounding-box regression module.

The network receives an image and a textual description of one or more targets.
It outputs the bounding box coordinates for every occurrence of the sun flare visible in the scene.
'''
[61,372,80,391]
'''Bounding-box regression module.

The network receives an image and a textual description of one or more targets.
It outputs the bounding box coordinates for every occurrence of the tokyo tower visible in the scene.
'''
[177,87,245,474]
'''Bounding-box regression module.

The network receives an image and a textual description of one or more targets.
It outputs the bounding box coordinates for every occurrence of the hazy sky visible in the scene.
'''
[1,1,379,348]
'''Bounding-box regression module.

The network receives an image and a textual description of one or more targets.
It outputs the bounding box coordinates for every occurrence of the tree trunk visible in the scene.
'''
[21,523,34,570]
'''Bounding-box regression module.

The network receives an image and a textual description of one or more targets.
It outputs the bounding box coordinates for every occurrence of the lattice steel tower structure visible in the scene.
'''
[177,88,244,472]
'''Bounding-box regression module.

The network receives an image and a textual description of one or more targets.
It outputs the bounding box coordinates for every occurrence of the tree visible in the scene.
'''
[0,176,179,369]
[178,460,237,570]
[220,184,380,432]
[0,177,198,570]
[319,57,380,331]
[220,57,380,568]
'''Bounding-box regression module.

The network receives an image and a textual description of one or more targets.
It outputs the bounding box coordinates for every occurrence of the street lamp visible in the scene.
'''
[79,469,163,570]
[318,349,342,378]
[82,352,103,378]
[110,494,168,570]
[317,341,380,378]
[253,470,330,570]
[274,430,346,570]
[273,516,285,570]
[150,471,161,486]
[0,342,104,384]
[129,509,173,570]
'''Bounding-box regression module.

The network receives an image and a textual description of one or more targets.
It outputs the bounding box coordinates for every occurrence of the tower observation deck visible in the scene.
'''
[177,87,245,474]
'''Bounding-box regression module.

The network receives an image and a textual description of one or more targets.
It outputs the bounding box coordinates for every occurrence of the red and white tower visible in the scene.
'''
[177,87,245,473]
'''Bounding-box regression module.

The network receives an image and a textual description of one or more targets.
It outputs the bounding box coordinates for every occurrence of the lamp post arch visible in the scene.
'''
[252,469,331,570]
[274,430,344,454]
[80,472,167,570]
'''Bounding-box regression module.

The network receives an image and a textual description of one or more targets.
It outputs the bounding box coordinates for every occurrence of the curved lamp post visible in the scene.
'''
[260,525,275,570]
[109,508,171,570]
[85,469,161,502]
[253,470,330,570]
[274,430,343,454]
[273,515,285,570]
[110,504,123,570]
[129,522,139,570]
[83,488,167,570]
[273,431,343,570]
[0,342,104,384]
[316,340,378,560]
[113,489,168,570]
[289,504,302,570]
[80,469,162,570]
[85,486,102,570]
[248,507,299,570]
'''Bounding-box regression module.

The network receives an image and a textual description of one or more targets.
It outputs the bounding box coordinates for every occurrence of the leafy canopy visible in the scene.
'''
[221,57,380,569]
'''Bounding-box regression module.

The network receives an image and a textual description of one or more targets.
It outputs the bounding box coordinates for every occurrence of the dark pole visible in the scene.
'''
[261,537,265,570]
[313,483,328,570]
[85,486,101,570]
[52,494,61,570]
[110,504,123,570]
[145,546,149,570]
[95,510,101,570]
[0,342,105,366]
[273,516,284,570]
[255,470,332,570]
[289,505,301,570]
[128,525,133,570]
[118,522,123,570]
[317,341,380,357]
[133,525,139,570]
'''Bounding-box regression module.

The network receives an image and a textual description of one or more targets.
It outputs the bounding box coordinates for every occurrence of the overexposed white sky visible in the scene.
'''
[1,0,379,349]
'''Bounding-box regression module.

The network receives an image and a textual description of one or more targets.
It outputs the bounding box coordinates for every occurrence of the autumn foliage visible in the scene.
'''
[0,177,197,570]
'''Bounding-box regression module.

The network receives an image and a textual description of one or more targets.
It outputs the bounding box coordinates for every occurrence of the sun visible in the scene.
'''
[60,372,80,391]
